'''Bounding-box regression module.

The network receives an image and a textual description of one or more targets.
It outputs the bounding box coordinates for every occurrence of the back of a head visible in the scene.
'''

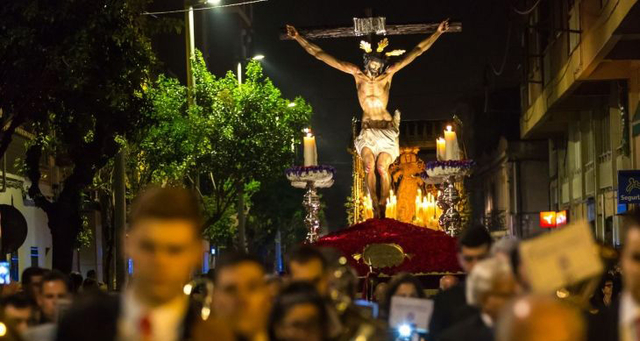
[21,267,46,286]
[458,225,493,250]
[69,272,83,293]
[214,252,265,284]
[497,295,585,341]
[491,237,519,257]
[86,270,97,280]
[466,257,512,306]
[81,278,100,292]
[129,186,203,233]
[287,245,327,270]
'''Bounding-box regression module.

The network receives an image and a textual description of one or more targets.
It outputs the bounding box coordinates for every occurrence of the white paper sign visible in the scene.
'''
[389,296,434,331]
[519,220,603,293]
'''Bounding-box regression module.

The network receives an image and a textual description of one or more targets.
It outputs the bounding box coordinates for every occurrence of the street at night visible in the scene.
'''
[0,0,639,340]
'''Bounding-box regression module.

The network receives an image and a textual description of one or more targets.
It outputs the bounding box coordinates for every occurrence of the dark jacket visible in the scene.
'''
[429,282,477,340]
[587,298,619,341]
[55,292,200,341]
[436,313,493,341]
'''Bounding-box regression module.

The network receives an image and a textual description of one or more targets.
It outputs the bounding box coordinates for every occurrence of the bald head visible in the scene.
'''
[439,275,459,291]
[497,296,585,341]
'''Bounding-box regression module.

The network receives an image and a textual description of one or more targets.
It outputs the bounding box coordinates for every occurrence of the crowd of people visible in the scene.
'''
[0,186,636,341]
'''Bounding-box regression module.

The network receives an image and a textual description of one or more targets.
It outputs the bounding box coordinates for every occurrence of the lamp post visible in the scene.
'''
[184,1,198,106]
[237,55,265,86]
[235,54,264,251]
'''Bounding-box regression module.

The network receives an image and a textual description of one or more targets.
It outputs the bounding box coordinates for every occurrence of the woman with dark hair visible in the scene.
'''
[269,282,329,341]
[379,273,426,320]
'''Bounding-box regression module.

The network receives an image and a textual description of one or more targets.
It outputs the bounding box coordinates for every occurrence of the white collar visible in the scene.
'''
[480,312,494,328]
[620,291,640,327]
[119,288,189,341]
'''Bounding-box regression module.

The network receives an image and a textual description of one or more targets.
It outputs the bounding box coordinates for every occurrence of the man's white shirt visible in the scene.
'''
[117,290,189,341]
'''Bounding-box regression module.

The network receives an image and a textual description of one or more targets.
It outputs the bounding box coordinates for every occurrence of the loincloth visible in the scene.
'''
[354,120,400,161]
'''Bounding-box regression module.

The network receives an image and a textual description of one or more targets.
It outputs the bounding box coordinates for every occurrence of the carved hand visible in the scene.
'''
[286,25,299,39]
[437,19,450,33]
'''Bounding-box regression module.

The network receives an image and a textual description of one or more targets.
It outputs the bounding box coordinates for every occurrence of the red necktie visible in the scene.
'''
[634,316,640,341]
[140,314,152,341]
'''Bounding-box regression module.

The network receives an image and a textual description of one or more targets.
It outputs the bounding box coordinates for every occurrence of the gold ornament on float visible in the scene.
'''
[352,243,410,269]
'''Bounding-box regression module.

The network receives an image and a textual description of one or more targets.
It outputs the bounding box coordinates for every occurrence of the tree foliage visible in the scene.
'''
[129,51,313,247]
[1,0,158,272]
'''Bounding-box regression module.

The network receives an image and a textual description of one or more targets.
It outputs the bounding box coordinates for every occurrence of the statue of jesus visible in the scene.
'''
[287,19,449,218]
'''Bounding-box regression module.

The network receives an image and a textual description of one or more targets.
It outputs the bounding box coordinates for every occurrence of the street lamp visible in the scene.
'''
[238,55,265,85]
[185,0,226,106]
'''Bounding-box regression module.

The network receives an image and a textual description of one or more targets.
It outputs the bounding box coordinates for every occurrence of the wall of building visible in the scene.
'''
[0,177,53,280]
[0,133,103,280]
[547,80,634,246]
[475,138,549,238]
[518,159,552,237]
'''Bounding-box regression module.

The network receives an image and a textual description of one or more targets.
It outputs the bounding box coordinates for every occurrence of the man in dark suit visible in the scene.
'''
[437,257,516,341]
[588,209,640,341]
[429,225,492,340]
[56,187,214,341]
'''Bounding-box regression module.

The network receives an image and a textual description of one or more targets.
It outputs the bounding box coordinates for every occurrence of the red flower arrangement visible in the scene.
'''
[314,218,462,276]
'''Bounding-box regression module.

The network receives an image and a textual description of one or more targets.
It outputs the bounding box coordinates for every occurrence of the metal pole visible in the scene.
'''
[185,5,196,107]
[114,150,126,290]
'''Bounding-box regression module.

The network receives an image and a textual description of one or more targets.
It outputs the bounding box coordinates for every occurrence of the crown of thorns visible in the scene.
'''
[359,38,406,57]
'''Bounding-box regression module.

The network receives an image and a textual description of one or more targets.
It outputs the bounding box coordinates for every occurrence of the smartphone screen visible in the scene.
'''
[0,261,10,284]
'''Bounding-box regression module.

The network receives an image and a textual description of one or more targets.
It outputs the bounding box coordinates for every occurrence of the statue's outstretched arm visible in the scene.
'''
[387,19,449,74]
[287,25,359,75]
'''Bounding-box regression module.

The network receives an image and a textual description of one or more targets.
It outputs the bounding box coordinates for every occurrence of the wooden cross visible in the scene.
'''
[280,12,461,40]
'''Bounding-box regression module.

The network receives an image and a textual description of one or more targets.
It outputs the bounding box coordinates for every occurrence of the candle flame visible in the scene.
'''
[446,125,452,132]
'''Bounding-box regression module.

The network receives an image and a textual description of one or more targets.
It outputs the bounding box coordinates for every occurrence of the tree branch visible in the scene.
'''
[25,143,53,213]
[0,114,25,160]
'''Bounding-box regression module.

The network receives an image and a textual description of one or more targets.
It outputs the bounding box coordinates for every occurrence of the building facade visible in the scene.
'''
[520,0,640,246]
[0,126,105,282]
[474,138,550,238]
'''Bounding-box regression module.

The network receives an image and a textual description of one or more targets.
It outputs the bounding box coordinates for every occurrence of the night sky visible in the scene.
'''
[151,0,521,229]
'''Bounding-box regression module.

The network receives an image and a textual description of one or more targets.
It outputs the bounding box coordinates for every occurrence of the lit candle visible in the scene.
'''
[423,197,432,221]
[415,191,421,223]
[303,129,318,166]
[420,197,427,227]
[363,194,373,220]
[444,126,459,161]
[385,198,391,218]
[392,192,397,219]
[436,137,446,161]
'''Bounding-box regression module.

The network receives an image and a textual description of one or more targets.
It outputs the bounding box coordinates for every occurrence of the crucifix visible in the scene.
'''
[282,13,461,219]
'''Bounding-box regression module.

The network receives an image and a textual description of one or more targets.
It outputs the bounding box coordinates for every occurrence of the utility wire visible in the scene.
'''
[489,22,512,76]
[142,0,267,16]
[511,0,542,15]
